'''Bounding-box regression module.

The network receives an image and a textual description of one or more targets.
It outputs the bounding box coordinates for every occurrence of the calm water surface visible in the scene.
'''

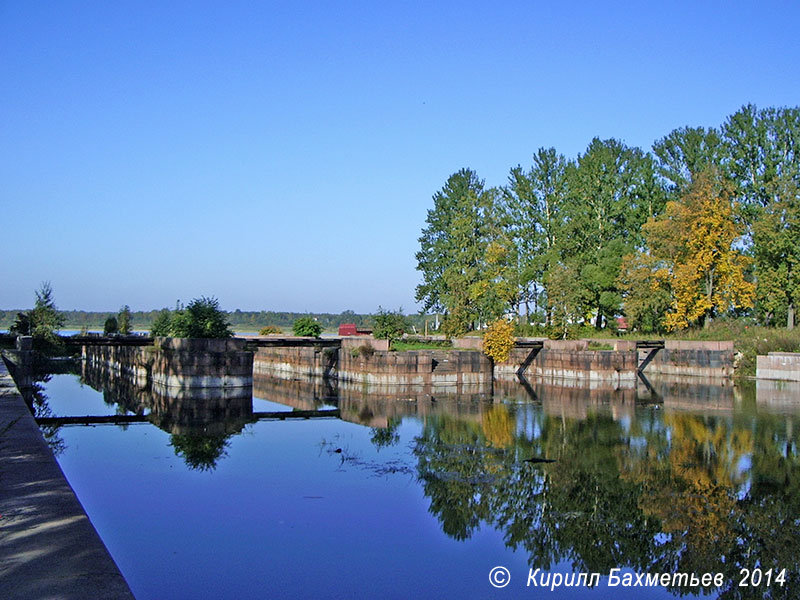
[32,368,800,600]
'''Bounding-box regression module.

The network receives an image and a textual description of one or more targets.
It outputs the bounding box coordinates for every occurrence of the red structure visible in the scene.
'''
[338,323,372,336]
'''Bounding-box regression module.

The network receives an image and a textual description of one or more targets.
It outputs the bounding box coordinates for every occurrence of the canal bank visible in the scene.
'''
[0,357,135,600]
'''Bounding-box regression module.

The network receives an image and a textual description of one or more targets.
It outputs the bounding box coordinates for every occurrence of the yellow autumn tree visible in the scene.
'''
[643,169,754,330]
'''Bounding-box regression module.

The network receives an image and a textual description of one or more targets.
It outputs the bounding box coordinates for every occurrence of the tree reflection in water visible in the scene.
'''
[412,402,800,598]
[168,433,232,471]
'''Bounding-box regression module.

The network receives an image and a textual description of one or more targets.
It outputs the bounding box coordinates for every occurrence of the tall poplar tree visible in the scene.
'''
[563,139,665,328]
[415,169,502,335]
[503,147,568,323]
[723,104,800,327]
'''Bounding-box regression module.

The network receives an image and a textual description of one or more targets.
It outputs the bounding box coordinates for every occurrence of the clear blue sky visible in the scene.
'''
[2,1,798,313]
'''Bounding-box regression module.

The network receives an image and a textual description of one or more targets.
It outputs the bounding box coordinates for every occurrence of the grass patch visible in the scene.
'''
[587,341,614,350]
[391,339,453,352]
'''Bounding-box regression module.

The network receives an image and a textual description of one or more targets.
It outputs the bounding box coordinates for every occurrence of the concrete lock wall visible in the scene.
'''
[495,339,638,386]
[82,338,253,389]
[642,341,734,378]
[338,348,493,386]
[253,345,337,378]
[756,352,800,381]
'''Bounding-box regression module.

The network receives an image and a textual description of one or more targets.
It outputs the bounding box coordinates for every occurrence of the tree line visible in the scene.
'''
[416,104,800,335]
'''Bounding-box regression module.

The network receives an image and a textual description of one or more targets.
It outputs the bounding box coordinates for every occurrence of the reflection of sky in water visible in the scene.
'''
[38,372,799,600]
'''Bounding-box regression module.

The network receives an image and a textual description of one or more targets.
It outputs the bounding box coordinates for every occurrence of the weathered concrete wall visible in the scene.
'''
[756,352,800,381]
[452,336,483,350]
[254,345,337,378]
[640,340,734,378]
[82,337,253,389]
[339,349,493,386]
[495,340,638,386]
[340,336,390,352]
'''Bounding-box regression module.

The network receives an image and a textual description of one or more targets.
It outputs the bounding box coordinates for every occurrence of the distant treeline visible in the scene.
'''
[0,309,437,333]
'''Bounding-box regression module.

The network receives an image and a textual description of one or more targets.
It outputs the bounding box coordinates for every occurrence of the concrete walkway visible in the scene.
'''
[0,359,134,599]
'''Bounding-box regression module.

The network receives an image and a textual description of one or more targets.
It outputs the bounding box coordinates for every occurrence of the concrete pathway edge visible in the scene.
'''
[0,358,136,599]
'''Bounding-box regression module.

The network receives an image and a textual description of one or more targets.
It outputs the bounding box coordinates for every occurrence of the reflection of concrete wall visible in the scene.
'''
[495,343,638,385]
[643,341,734,378]
[252,372,336,411]
[81,361,254,436]
[756,379,800,407]
[337,380,490,427]
[757,352,800,381]
[493,376,637,420]
[339,349,493,386]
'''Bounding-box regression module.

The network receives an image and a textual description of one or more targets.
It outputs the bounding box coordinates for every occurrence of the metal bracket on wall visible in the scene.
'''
[515,341,544,378]
[636,340,664,374]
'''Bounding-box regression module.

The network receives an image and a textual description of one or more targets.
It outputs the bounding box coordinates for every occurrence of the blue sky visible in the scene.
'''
[2,1,799,313]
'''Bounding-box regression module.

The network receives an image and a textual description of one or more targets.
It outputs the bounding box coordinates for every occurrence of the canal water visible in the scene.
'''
[31,366,800,599]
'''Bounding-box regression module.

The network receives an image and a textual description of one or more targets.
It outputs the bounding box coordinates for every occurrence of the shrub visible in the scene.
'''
[350,344,375,359]
[293,316,322,337]
[150,309,172,337]
[372,307,409,343]
[483,319,515,363]
[170,297,232,339]
[118,305,132,335]
[259,325,282,335]
[150,297,232,339]
[103,316,119,335]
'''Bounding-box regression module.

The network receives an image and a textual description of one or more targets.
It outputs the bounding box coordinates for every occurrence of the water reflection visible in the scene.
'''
[78,361,255,471]
[50,363,800,597]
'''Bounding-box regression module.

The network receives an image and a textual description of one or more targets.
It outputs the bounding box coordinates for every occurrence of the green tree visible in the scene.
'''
[25,282,65,351]
[563,139,665,328]
[723,104,800,327]
[103,316,119,335]
[117,305,132,335]
[170,297,232,339]
[372,307,409,343]
[617,252,672,333]
[150,309,172,337]
[292,316,322,337]
[652,126,727,197]
[415,168,504,335]
[9,312,32,336]
[502,147,569,323]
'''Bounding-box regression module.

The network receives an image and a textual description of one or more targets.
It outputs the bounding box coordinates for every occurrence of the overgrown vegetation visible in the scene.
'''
[292,316,322,337]
[390,338,453,352]
[259,325,282,335]
[372,307,409,343]
[148,297,232,339]
[9,282,65,354]
[483,319,515,363]
[103,316,118,335]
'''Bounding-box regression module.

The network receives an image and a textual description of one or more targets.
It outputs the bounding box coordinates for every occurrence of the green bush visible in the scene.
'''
[149,297,232,339]
[171,297,232,338]
[372,307,409,343]
[150,309,172,337]
[103,316,119,335]
[293,316,322,337]
[259,325,282,335]
[350,344,375,359]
